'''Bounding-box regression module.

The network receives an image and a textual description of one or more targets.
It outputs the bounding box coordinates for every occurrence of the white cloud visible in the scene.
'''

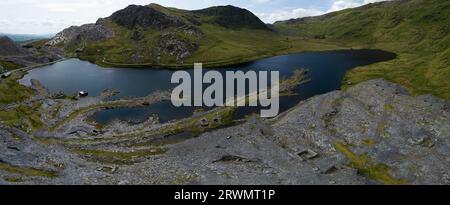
[36,3,96,12]
[328,0,390,12]
[328,0,361,12]
[250,0,273,3]
[33,0,119,12]
[258,8,324,23]
[257,0,390,23]
[0,19,11,26]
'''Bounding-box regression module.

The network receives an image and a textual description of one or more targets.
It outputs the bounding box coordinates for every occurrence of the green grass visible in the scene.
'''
[0,70,44,131]
[0,71,34,106]
[51,103,62,119]
[274,0,450,99]
[0,60,22,70]
[3,176,24,182]
[362,139,376,147]
[0,162,58,178]
[188,24,287,63]
[0,69,46,132]
[70,147,167,165]
[333,142,406,185]
[0,102,44,131]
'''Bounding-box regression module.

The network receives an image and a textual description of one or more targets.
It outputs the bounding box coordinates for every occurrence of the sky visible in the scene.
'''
[0,0,388,35]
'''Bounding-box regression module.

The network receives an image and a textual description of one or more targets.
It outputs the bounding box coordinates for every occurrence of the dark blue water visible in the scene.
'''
[90,101,200,124]
[20,49,396,124]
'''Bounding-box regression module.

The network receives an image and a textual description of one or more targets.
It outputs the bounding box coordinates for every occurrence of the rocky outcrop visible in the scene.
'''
[127,78,447,185]
[157,33,198,60]
[46,19,114,47]
[136,79,448,185]
[1,79,449,185]
[0,36,29,56]
[269,79,450,184]
[110,4,185,29]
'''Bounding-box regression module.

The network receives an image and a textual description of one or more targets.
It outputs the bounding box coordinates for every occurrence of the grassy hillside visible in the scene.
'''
[0,60,22,70]
[68,4,343,68]
[82,23,340,68]
[274,0,450,99]
[0,71,34,106]
[69,4,280,67]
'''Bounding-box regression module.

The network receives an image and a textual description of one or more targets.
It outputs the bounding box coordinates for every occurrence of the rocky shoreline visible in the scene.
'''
[1,78,449,184]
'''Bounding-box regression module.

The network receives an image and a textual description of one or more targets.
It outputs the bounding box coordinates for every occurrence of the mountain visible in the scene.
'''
[0,35,63,70]
[193,5,270,30]
[109,4,185,29]
[48,4,282,67]
[46,19,114,47]
[274,0,450,99]
[48,1,450,99]
[0,36,29,56]
[0,33,52,42]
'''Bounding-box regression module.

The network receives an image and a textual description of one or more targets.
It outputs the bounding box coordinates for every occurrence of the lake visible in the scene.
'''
[19,49,396,124]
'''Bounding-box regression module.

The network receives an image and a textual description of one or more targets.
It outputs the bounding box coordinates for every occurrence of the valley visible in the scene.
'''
[273,0,450,99]
[0,0,449,185]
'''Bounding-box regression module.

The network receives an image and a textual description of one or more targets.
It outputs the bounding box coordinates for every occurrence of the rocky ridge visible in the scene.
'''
[46,19,114,47]
[110,4,185,29]
[193,5,270,30]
